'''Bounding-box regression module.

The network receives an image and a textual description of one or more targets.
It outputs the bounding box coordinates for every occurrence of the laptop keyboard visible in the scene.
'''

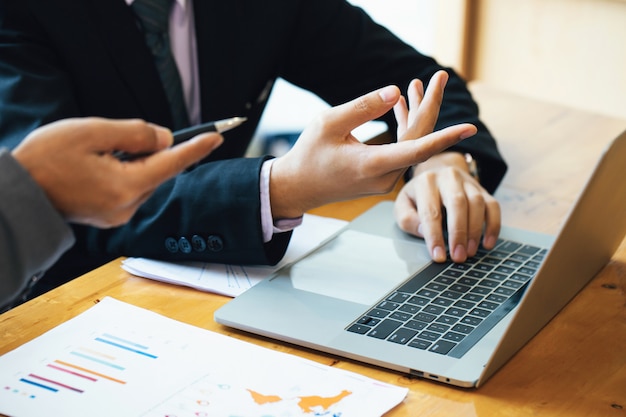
[346,239,547,358]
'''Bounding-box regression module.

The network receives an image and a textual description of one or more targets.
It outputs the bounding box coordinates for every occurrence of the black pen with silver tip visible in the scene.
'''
[115,116,247,161]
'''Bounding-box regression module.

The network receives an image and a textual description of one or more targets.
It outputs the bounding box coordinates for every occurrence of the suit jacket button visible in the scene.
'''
[178,237,192,254]
[191,235,206,252]
[207,235,224,252]
[165,237,179,253]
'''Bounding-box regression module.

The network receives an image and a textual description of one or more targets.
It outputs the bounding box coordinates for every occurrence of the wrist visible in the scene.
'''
[268,157,307,219]
[411,151,467,177]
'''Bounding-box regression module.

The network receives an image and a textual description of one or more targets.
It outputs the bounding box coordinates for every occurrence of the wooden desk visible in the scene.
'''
[2,86,626,416]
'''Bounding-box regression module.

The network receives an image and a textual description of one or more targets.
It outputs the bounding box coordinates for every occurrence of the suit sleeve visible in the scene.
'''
[0,149,74,310]
[0,1,290,279]
[87,156,292,266]
[276,0,508,194]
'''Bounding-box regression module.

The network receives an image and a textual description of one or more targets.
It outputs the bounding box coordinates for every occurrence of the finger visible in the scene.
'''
[415,173,447,262]
[323,85,401,135]
[482,194,502,250]
[127,132,224,187]
[464,183,488,257]
[393,95,408,134]
[393,186,420,235]
[403,71,448,140]
[367,123,477,174]
[441,175,469,263]
[407,78,424,115]
[86,118,173,154]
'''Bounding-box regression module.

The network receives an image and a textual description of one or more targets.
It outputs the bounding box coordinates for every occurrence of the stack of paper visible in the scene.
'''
[0,297,408,417]
[122,214,348,297]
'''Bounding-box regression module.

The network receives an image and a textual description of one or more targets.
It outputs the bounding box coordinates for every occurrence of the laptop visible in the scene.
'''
[215,130,626,388]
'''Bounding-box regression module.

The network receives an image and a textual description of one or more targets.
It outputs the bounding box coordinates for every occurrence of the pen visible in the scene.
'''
[115,116,247,161]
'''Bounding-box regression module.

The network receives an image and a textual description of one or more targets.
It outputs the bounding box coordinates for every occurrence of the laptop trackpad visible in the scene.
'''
[283,229,432,306]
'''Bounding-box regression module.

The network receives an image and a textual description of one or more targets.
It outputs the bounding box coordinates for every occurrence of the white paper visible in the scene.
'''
[0,297,408,417]
[122,214,348,297]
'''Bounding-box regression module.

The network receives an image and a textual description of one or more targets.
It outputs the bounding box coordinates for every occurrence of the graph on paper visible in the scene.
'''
[6,332,159,398]
[0,298,407,417]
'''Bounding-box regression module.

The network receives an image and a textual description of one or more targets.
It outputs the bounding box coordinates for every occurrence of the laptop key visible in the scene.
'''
[398,304,420,314]
[498,241,522,253]
[408,339,432,350]
[511,273,531,282]
[478,301,499,310]
[518,267,537,276]
[407,295,429,306]
[347,324,371,334]
[494,287,515,296]
[427,323,450,333]
[451,324,474,334]
[414,312,437,323]
[469,308,491,318]
[405,320,428,331]
[518,244,541,256]
[450,284,471,293]
[423,305,446,315]
[387,292,410,303]
[388,328,418,344]
[377,300,400,311]
[368,319,402,339]
[431,297,454,307]
[442,331,466,343]
[429,340,457,355]
[479,278,499,288]
[368,308,391,318]
[466,270,486,279]
[461,316,482,326]
[470,286,491,295]
[426,282,447,291]
[502,280,524,290]
[487,272,508,281]
[396,262,450,293]
[441,290,463,300]
[435,276,456,285]
[454,300,476,310]
[445,307,468,317]
[390,311,413,322]
[450,263,470,271]
[486,294,507,303]
[417,289,439,299]
[436,315,459,325]
[357,316,380,326]
[417,330,441,342]
[462,293,483,302]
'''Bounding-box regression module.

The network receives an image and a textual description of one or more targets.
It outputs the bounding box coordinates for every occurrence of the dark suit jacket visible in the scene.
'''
[0,0,507,295]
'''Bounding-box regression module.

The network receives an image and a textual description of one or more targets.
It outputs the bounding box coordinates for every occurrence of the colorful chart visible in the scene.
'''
[0,298,407,417]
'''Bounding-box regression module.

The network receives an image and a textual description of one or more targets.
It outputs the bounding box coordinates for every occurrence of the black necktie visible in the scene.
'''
[131,0,190,129]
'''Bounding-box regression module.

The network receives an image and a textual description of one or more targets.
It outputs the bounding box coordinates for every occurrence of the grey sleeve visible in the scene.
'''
[0,148,74,309]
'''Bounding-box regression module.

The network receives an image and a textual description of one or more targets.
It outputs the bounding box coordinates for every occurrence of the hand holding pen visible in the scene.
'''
[115,116,246,161]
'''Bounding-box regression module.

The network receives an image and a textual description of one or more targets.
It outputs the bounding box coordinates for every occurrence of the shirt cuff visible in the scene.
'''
[260,159,303,242]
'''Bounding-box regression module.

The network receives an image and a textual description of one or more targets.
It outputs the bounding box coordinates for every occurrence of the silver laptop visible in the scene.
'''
[215,130,626,388]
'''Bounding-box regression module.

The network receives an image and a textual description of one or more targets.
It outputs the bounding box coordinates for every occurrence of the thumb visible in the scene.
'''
[129,132,224,184]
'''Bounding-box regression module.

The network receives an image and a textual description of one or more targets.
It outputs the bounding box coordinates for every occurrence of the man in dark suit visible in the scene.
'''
[0,0,507,299]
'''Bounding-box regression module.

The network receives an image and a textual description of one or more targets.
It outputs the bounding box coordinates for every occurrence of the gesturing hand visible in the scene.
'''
[270,70,477,219]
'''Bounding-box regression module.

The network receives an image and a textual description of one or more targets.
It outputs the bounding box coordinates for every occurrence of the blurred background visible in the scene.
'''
[250,0,626,156]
